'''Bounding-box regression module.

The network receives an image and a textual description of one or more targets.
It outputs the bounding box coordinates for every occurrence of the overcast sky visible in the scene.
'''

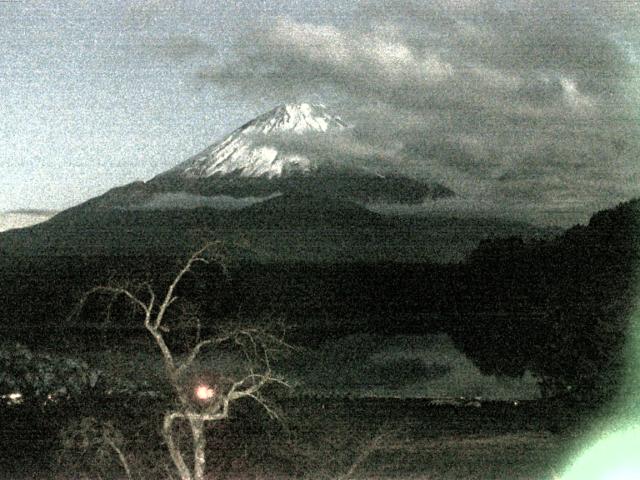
[2,0,639,226]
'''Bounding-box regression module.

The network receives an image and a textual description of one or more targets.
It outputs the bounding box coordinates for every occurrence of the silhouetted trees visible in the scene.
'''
[453,199,638,402]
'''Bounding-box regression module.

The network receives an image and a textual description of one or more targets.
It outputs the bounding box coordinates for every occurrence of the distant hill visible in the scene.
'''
[0,192,553,262]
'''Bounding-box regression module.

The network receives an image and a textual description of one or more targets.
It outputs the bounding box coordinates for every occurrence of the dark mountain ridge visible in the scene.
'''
[1,191,552,262]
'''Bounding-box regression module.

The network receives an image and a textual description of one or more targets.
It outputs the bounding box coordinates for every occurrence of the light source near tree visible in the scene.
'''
[195,384,215,401]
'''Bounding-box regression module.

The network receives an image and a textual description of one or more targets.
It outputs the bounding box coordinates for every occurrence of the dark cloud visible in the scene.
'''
[196,0,640,225]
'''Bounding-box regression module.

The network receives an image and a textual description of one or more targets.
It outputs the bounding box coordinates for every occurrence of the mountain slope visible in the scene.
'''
[0,102,557,263]
[1,192,555,262]
[163,103,348,179]
[80,103,451,209]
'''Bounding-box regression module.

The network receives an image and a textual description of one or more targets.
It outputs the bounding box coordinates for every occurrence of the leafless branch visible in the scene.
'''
[104,436,133,480]
[155,242,217,330]
[74,241,290,480]
[177,339,217,374]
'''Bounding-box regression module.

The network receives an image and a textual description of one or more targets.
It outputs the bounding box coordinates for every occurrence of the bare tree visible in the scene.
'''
[74,243,290,480]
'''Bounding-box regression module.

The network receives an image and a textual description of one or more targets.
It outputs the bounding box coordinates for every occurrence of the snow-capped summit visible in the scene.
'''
[245,102,347,135]
[165,103,347,179]
[144,103,453,205]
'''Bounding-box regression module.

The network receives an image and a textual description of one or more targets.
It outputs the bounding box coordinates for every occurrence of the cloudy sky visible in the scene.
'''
[2,0,639,226]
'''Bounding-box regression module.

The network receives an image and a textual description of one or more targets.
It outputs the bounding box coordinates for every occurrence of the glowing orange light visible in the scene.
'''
[195,385,215,401]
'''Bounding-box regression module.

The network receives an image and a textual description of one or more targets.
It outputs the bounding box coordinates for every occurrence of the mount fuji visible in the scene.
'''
[0,103,554,262]
[76,103,453,211]
[163,103,349,179]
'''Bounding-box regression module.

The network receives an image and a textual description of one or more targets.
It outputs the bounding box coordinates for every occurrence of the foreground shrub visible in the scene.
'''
[0,343,99,405]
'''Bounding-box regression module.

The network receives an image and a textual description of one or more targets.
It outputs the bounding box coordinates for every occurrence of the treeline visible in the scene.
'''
[450,199,639,402]
[0,256,453,345]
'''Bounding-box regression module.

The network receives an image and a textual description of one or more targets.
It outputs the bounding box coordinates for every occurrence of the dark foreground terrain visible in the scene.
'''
[1,395,582,480]
[1,200,637,478]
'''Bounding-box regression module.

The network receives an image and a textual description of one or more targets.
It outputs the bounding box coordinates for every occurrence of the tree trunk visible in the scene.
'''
[191,416,207,480]
[164,412,193,480]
